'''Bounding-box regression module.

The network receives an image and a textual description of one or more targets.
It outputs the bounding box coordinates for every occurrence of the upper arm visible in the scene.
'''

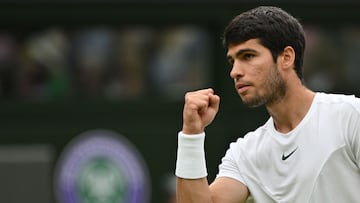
[350,103,360,166]
[345,97,360,167]
[209,177,249,203]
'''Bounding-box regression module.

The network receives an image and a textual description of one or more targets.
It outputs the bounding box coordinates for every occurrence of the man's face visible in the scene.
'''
[227,39,286,107]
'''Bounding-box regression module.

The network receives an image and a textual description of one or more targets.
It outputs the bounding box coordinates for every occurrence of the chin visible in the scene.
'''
[241,96,266,108]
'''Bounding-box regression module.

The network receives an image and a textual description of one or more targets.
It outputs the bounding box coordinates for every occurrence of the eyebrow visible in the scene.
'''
[227,48,257,60]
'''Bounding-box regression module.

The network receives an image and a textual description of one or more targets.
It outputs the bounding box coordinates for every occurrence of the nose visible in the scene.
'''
[229,60,244,80]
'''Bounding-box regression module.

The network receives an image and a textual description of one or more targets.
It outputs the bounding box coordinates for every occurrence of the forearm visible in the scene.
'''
[176,177,212,203]
[176,89,220,202]
[175,132,213,202]
[175,131,250,203]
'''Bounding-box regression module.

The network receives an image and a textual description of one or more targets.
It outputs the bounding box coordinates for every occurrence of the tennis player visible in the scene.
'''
[175,6,360,202]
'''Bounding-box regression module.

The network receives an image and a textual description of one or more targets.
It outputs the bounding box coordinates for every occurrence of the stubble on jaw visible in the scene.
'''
[241,64,287,108]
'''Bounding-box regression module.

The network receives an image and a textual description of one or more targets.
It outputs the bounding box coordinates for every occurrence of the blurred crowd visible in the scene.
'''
[0,24,359,102]
[303,25,360,94]
[0,25,212,101]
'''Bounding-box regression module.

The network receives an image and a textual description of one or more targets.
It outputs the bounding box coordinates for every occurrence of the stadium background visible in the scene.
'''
[0,1,359,202]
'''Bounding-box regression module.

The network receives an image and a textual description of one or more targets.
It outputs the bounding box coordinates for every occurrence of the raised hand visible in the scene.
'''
[182,88,220,134]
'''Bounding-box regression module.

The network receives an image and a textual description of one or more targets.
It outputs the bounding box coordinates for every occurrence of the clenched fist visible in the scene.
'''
[182,88,220,134]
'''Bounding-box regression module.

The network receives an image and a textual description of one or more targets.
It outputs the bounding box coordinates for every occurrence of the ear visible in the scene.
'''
[279,46,295,70]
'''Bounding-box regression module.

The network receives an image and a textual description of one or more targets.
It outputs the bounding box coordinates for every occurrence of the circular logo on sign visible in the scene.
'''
[54,129,150,203]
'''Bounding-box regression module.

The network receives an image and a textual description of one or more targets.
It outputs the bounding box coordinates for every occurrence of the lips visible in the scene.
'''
[235,82,251,94]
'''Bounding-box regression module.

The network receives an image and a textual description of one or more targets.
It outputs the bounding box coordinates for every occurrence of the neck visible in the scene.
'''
[266,85,315,134]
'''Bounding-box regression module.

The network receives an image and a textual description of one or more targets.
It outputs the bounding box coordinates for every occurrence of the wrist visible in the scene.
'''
[175,131,207,179]
[182,125,204,135]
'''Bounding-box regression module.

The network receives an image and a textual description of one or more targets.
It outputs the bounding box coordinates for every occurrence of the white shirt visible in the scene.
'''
[217,93,360,202]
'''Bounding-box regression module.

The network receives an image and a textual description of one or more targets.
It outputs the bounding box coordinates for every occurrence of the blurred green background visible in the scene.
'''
[0,1,359,202]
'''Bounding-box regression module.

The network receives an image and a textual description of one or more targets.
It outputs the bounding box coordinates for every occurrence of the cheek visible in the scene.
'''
[251,66,266,85]
[251,65,275,95]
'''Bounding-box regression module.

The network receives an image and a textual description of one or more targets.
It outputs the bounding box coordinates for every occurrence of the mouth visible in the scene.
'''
[235,83,251,94]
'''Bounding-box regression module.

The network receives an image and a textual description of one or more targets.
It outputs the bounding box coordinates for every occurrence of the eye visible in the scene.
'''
[228,58,234,66]
[243,53,255,60]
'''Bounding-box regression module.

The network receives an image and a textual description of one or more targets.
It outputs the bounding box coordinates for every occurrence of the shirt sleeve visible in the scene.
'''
[349,97,360,167]
[343,95,360,167]
[216,141,247,185]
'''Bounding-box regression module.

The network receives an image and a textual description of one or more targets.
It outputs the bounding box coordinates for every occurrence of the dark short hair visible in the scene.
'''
[222,6,306,80]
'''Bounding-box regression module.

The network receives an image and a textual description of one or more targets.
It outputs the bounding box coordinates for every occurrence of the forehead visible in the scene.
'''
[226,38,267,57]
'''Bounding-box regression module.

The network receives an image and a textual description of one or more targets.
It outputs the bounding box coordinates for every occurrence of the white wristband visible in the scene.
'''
[175,131,207,179]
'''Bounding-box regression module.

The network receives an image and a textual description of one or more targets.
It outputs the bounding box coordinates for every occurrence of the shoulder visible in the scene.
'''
[315,92,360,114]
[219,120,271,171]
[228,119,271,153]
[315,93,360,138]
[315,92,359,104]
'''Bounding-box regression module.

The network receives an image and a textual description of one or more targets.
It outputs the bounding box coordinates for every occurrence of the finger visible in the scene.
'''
[190,88,214,96]
[208,94,220,112]
[184,88,216,114]
[185,93,210,107]
[203,88,214,95]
